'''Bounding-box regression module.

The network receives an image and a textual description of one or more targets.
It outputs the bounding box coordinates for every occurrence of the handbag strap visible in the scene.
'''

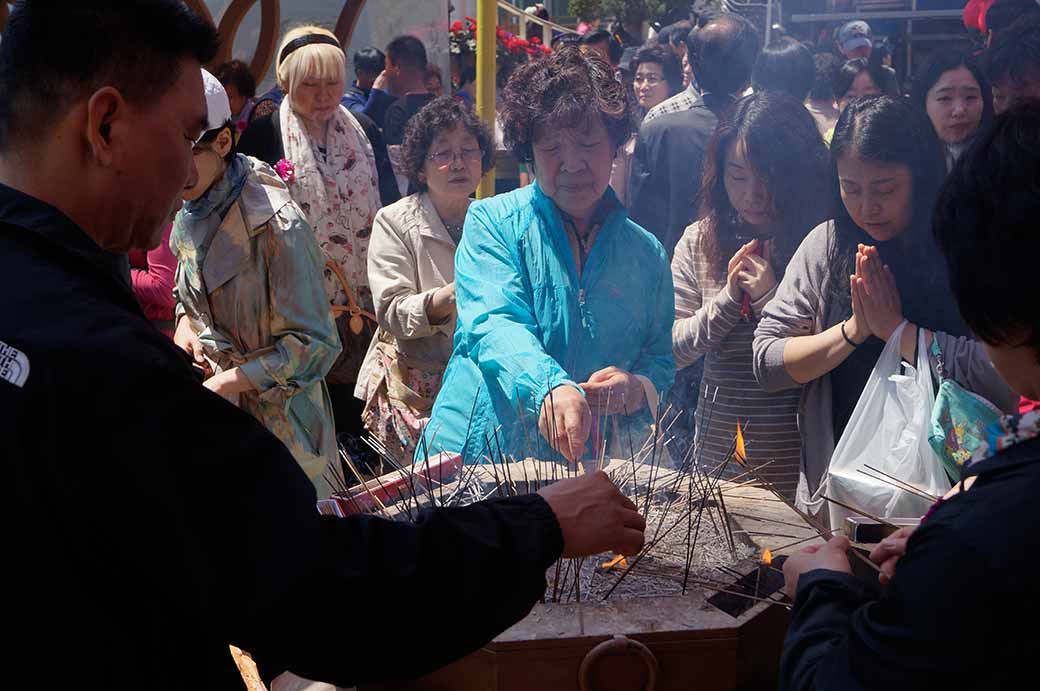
[929,337,948,380]
[324,258,377,323]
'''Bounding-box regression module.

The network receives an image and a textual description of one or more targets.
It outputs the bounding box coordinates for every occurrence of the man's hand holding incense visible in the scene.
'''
[537,470,646,557]
[539,385,592,462]
[783,535,853,599]
[580,366,645,416]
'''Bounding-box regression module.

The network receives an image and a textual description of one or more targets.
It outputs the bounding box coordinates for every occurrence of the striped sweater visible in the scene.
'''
[671,221,802,499]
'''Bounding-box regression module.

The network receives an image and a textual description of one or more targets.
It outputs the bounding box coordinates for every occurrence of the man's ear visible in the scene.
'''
[85,87,125,167]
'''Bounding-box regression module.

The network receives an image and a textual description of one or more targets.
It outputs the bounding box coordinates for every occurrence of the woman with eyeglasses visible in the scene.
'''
[611,44,683,205]
[355,97,494,461]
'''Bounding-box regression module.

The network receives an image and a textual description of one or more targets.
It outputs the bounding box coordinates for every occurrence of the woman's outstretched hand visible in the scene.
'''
[579,366,645,416]
[539,385,592,462]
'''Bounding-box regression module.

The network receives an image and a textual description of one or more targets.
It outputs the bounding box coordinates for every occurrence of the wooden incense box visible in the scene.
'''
[360,481,819,691]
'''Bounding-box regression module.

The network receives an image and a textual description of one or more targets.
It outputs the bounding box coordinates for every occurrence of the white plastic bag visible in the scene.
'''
[811,321,950,532]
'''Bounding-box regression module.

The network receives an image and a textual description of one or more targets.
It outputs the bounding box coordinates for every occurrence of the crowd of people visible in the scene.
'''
[3,0,1040,688]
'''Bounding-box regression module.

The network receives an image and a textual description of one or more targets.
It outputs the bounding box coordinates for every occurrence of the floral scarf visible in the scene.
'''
[966,409,1040,469]
[278,99,381,310]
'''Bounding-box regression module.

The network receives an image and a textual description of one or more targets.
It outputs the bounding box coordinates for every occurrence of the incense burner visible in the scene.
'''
[351,466,819,691]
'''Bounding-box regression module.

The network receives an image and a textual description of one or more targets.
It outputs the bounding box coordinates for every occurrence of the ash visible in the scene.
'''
[546,500,756,602]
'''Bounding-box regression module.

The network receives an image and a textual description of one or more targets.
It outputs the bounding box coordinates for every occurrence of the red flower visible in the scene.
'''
[530,36,541,44]
[450,21,463,32]
[274,158,296,184]
[465,15,475,23]
[542,45,552,55]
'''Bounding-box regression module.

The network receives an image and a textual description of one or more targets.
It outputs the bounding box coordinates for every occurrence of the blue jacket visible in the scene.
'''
[422,182,675,464]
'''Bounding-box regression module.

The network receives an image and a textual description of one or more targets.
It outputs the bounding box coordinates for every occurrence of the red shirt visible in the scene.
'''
[128,223,176,335]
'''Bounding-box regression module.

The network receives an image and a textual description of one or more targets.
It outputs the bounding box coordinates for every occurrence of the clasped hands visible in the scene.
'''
[173,315,249,403]
[845,244,907,344]
[536,366,646,462]
[725,238,777,304]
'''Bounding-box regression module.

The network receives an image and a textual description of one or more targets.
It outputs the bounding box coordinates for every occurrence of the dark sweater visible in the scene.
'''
[780,433,1040,690]
[628,94,732,257]
[384,93,436,146]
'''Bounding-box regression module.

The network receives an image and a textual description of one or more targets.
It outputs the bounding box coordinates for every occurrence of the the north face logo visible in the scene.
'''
[0,340,29,388]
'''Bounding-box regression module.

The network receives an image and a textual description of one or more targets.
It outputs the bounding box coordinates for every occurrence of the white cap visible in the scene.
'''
[199,68,232,141]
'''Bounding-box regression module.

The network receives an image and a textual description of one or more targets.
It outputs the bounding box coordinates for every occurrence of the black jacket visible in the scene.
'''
[628,94,731,257]
[238,107,401,208]
[0,184,562,688]
[780,434,1040,690]
[383,93,436,147]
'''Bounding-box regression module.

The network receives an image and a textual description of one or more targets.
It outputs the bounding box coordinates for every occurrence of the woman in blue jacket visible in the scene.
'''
[422,47,675,465]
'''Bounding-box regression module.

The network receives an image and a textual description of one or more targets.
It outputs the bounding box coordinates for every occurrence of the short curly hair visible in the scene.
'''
[499,45,633,164]
[401,96,494,193]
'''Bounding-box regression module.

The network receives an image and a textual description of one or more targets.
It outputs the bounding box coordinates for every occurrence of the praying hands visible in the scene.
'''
[852,244,933,360]
[851,244,904,342]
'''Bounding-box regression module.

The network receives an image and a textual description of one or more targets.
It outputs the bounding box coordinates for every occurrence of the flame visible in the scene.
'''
[762,549,773,566]
[735,422,747,464]
[601,554,629,570]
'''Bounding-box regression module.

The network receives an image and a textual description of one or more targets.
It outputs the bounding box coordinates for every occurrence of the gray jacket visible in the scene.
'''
[752,222,1017,508]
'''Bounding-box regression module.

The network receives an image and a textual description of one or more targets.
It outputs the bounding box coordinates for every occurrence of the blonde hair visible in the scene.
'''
[276,25,346,95]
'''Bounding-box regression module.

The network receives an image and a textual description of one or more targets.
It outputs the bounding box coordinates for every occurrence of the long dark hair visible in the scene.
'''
[700,91,831,282]
[832,56,895,101]
[825,96,948,313]
[910,49,994,133]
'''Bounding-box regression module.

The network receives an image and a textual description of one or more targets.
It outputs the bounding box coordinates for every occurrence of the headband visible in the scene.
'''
[278,34,341,66]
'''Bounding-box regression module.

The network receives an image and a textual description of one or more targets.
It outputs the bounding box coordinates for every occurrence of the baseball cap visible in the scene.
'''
[838,20,873,53]
[198,68,232,142]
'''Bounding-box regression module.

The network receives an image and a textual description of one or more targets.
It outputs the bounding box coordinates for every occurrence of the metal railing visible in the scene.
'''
[496,0,577,46]
[723,0,782,44]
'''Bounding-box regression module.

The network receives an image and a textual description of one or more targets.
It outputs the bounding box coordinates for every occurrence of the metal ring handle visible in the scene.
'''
[578,634,659,691]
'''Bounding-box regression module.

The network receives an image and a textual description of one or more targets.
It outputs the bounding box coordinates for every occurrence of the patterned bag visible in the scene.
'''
[928,338,1004,481]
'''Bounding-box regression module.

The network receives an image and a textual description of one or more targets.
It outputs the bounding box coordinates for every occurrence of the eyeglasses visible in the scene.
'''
[633,74,663,86]
[428,148,483,166]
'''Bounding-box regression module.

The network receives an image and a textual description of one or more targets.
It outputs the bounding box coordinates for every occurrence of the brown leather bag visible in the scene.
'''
[324,259,378,386]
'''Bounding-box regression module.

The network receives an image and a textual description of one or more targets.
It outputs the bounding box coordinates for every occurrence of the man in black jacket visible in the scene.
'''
[778,104,1040,691]
[628,14,760,257]
[0,2,645,688]
[382,35,436,147]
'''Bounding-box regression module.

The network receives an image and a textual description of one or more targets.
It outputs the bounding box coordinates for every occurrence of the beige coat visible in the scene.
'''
[354,193,459,404]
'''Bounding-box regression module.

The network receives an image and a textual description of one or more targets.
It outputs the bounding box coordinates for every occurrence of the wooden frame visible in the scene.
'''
[0,1,369,90]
